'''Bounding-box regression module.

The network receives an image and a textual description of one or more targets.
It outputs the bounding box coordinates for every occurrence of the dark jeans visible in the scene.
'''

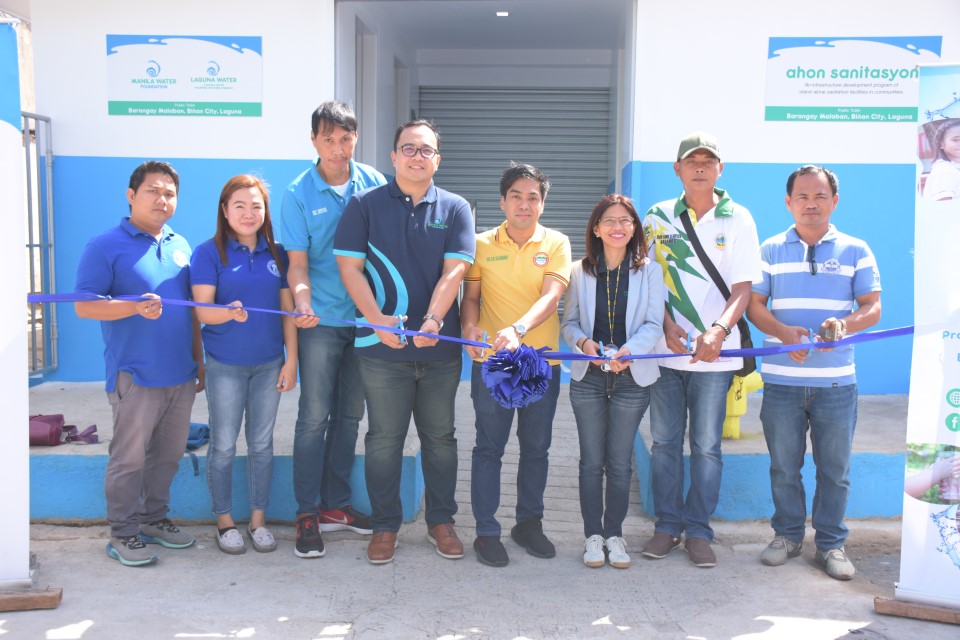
[358,356,461,532]
[470,362,561,537]
[570,367,650,538]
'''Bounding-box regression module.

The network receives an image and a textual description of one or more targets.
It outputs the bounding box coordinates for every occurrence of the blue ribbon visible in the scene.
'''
[29,292,913,361]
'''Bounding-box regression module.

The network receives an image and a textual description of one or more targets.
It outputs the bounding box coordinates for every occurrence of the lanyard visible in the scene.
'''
[605,261,621,341]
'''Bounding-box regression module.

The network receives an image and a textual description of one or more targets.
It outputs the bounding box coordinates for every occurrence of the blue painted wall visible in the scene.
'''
[31,451,426,523]
[49,156,306,383]
[622,160,914,394]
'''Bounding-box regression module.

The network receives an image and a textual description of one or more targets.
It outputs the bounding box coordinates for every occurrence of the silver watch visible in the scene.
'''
[512,323,527,337]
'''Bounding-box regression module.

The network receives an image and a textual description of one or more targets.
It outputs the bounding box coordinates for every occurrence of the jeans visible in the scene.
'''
[358,356,461,532]
[470,362,561,537]
[293,325,365,515]
[570,367,650,538]
[760,383,858,550]
[204,354,283,515]
[105,372,196,537]
[649,366,734,541]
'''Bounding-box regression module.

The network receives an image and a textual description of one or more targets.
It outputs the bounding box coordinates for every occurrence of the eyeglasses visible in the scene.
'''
[396,144,438,159]
[807,244,817,276]
[599,217,635,228]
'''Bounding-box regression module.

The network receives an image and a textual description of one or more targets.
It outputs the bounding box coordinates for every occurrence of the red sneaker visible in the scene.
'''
[318,505,373,535]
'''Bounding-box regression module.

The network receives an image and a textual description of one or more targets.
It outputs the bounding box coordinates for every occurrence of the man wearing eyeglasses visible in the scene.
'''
[641,132,762,568]
[334,119,476,564]
[281,101,387,559]
[746,165,881,581]
[460,162,571,567]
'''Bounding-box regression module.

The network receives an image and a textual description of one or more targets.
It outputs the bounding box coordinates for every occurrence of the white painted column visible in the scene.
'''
[0,19,31,588]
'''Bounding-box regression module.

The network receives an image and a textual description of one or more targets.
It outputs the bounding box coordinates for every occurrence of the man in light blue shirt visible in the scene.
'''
[747,165,881,581]
[280,100,386,558]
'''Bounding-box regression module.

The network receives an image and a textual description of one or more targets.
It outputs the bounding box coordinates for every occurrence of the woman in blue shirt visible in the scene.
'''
[561,194,664,569]
[191,175,297,555]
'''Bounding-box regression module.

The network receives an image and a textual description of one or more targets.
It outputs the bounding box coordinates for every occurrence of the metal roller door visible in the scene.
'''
[419,86,612,263]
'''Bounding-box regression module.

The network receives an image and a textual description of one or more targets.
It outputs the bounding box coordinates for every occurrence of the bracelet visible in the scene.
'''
[711,321,732,340]
[577,337,587,350]
[422,314,444,331]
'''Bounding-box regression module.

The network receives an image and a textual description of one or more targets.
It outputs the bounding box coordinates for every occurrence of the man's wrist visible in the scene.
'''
[711,321,732,340]
[423,313,444,331]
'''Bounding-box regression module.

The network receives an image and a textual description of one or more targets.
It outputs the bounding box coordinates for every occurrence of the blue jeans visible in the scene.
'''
[470,362,560,537]
[293,325,365,515]
[570,367,650,538]
[649,366,734,541]
[760,383,858,550]
[358,356,461,532]
[205,354,283,514]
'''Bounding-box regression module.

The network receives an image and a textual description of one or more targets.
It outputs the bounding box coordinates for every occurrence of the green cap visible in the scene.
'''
[677,132,721,162]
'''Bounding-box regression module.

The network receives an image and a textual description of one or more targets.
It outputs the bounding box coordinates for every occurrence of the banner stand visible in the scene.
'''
[877,62,960,625]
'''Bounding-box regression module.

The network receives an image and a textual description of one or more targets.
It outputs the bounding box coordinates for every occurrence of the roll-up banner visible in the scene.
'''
[897,62,960,609]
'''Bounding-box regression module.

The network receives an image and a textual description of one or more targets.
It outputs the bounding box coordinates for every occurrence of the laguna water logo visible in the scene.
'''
[146,60,161,77]
[207,60,220,77]
[533,251,549,268]
[715,233,726,250]
[267,260,280,277]
[172,250,189,268]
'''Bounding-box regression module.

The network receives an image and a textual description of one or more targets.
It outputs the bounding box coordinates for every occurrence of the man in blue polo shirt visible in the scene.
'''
[334,119,476,565]
[75,161,203,567]
[281,100,386,558]
[747,165,881,580]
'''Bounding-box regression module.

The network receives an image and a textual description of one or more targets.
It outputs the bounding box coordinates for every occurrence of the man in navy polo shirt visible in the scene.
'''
[281,100,386,558]
[747,165,881,580]
[75,161,203,567]
[334,119,476,565]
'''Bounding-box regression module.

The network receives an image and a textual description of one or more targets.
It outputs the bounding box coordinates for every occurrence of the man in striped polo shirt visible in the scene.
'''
[747,165,882,580]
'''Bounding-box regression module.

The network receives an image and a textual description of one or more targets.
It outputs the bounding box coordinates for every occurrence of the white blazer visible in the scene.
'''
[561,257,664,387]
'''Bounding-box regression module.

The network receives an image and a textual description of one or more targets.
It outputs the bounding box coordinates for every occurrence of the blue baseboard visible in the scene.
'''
[633,433,904,520]
[30,451,425,523]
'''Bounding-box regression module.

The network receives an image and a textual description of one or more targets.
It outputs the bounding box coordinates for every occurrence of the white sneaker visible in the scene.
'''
[583,535,605,568]
[605,536,630,569]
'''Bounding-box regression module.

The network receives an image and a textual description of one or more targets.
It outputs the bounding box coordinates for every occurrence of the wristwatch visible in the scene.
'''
[512,323,528,338]
[422,313,444,331]
[711,321,732,341]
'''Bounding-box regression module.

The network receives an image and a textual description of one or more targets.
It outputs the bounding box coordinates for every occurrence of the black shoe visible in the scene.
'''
[511,519,556,559]
[474,536,509,567]
[294,514,325,558]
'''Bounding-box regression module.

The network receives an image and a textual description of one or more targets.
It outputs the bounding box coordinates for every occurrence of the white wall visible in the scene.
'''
[632,0,960,164]
[31,0,335,160]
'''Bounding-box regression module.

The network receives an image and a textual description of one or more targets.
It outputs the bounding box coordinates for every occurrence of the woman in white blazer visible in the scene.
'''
[560,194,664,569]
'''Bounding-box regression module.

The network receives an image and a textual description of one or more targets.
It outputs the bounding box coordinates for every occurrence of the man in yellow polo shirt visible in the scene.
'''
[461,162,572,567]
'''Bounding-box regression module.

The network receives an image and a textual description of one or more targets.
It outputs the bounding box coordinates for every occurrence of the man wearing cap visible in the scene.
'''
[641,132,762,568]
[747,165,881,580]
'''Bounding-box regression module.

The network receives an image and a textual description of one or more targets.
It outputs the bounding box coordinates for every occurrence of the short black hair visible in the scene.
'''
[311,100,358,137]
[128,161,179,194]
[393,118,441,151]
[786,165,838,196]
[499,162,550,199]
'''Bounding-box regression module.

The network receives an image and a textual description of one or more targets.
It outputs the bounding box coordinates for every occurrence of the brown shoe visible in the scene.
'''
[684,537,716,568]
[367,531,398,565]
[641,532,682,559]
[427,523,464,559]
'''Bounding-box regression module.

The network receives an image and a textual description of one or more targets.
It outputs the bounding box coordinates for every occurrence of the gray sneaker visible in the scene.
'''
[141,518,195,549]
[760,535,803,566]
[106,534,158,567]
[216,528,246,555]
[816,546,856,580]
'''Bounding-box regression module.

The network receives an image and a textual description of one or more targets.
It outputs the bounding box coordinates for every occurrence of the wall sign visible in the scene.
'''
[107,35,263,117]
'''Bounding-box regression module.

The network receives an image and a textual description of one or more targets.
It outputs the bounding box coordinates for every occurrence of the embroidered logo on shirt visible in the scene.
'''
[651,231,683,245]
[533,252,549,268]
[823,258,841,274]
[715,233,726,250]
[311,207,328,216]
[486,255,508,262]
[172,250,189,268]
[267,260,280,277]
[427,218,448,230]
